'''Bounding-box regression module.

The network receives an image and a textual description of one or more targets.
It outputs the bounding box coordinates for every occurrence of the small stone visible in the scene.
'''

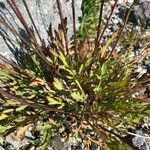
[132,130,144,148]
[30,146,36,150]
[0,136,4,145]
[90,131,95,136]
[110,0,115,6]
[108,46,113,52]
[112,18,119,24]
[51,136,65,150]
[25,130,35,139]
[59,126,65,133]
[6,132,29,149]
[136,65,147,75]
[48,147,53,150]
[132,94,136,98]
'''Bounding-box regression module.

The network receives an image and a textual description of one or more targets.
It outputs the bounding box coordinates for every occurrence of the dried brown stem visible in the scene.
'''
[72,0,77,60]
[6,0,32,37]
[0,19,52,68]
[94,0,105,55]
[107,2,135,59]
[97,0,119,45]
[22,0,42,44]
[56,0,69,54]
[6,0,44,56]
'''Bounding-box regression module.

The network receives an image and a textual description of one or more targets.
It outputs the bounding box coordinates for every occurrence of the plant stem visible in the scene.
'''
[94,0,105,56]
[0,88,65,113]
[56,0,69,54]
[22,0,42,44]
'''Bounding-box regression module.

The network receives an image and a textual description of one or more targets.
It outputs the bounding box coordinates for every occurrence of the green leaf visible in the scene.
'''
[79,64,84,74]
[59,65,74,76]
[47,96,64,108]
[25,69,36,76]
[16,105,27,112]
[2,109,14,114]
[101,62,108,77]
[4,99,20,107]
[47,96,61,105]
[66,75,74,79]
[0,114,9,121]
[0,70,7,76]
[0,125,12,133]
[93,86,102,93]
[53,78,64,90]
[0,70,11,78]
[71,91,84,102]
[59,51,69,67]
[132,117,141,124]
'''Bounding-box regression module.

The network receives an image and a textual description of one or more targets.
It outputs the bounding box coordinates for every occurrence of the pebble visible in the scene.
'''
[112,18,119,24]
[51,136,65,150]
[132,130,145,148]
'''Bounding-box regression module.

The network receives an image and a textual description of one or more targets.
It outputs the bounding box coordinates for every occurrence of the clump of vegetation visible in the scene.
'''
[0,0,149,149]
[78,0,100,38]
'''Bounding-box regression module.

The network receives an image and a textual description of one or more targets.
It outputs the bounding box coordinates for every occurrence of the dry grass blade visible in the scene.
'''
[97,0,119,45]
[6,0,32,37]
[56,0,69,54]
[94,0,105,54]
[6,0,45,57]
[107,2,135,58]
[133,47,150,64]
[22,0,42,44]
[0,55,33,78]
[0,18,54,68]
[72,0,77,61]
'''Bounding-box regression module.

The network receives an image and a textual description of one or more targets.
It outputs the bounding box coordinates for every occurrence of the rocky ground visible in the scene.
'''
[0,0,150,149]
[0,0,82,58]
